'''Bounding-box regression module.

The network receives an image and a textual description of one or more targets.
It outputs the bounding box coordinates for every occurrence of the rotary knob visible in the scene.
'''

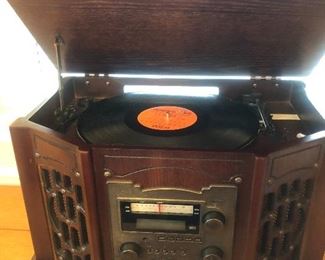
[120,242,141,260]
[201,246,224,260]
[202,211,225,230]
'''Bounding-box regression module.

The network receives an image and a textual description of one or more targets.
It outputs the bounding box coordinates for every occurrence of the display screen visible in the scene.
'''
[120,201,200,234]
[130,203,194,215]
[136,218,186,231]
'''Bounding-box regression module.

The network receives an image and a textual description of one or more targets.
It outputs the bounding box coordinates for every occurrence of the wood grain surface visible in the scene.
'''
[0,186,34,260]
[8,0,325,75]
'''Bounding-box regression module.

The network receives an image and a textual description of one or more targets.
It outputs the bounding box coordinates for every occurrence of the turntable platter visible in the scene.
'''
[77,94,260,150]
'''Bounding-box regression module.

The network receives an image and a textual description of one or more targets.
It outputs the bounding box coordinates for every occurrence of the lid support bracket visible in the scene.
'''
[54,35,64,111]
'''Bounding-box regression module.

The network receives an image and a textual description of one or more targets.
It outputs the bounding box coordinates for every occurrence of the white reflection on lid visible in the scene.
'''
[123,85,219,97]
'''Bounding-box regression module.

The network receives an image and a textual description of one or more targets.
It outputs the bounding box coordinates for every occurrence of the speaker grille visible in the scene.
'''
[258,177,314,260]
[40,168,91,260]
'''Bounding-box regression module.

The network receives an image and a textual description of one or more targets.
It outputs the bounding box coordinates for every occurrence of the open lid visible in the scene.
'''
[8,0,325,75]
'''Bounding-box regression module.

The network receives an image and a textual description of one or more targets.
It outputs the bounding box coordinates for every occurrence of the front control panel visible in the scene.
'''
[107,182,237,260]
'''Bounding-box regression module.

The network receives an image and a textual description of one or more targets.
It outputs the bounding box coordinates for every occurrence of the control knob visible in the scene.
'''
[201,246,224,260]
[202,211,225,230]
[120,242,141,260]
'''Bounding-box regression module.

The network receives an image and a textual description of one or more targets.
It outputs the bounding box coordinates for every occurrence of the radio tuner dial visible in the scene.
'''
[120,242,141,260]
[201,246,224,260]
[202,211,225,230]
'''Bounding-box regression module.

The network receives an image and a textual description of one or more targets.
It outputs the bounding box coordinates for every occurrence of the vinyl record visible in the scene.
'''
[77,94,260,150]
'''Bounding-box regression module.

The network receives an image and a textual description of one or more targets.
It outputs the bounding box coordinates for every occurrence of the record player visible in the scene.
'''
[8,1,325,260]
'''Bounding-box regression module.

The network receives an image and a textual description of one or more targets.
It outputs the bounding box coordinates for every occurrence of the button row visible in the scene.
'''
[157,235,202,243]
[146,247,188,256]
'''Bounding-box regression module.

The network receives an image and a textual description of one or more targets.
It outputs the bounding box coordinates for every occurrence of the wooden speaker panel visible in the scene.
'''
[11,120,101,260]
[33,134,101,260]
[257,144,324,260]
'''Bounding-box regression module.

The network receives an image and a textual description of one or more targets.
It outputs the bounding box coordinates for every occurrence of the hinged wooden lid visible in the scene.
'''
[8,0,325,75]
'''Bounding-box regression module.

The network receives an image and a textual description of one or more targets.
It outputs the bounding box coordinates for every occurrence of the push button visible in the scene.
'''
[180,249,187,256]
[167,236,175,241]
[170,249,176,255]
[158,235,167,241]
[146,247,154,254]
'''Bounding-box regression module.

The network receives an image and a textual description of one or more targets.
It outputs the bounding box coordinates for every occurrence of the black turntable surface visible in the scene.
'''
[77,94,260,150]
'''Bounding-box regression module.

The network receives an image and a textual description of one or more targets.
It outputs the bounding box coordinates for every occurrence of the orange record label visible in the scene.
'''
[137,106,198,131]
